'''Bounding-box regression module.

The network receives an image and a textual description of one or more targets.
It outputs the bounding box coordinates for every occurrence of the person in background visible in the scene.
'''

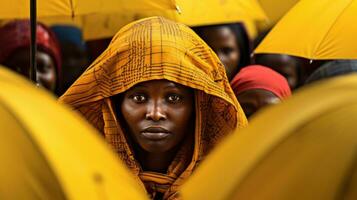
[305,60,357,85]
[192,23,251,81]
[231,65,291,119]
[254,53,328,90]
[51,25,89,95]
[0,20,61,95]
[60,17,247,200]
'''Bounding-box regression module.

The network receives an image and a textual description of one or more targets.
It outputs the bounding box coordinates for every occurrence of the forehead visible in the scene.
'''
[257,55,297,74]
[201,26,235,41]
[130,80,188,90]
[238,89,280,102]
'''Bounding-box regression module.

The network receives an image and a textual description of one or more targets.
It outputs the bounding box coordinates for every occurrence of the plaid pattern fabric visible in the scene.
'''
[60,16,247,199]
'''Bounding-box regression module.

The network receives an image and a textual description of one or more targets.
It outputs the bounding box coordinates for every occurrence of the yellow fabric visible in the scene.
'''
[173,0,267,26]
[258,0,299,25]
[0,0,87,19]
[0,102,65,199]
[78,12,260,40]
[1,0,264,39]
[255,0,357,60]
[181,74,357,200]
[0,0,175,19]
[60,16,247,199]
[39,0,266,40]
[0,67,148,200]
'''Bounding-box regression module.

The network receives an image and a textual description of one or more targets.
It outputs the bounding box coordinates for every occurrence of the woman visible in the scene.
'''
[231,65,291,118]
[0,20,61,95]
[60,17,247,200]
[192,23,251,81]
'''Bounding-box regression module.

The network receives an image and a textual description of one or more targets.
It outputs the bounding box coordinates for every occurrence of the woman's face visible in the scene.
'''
[199,26,241,80]
[237,89,280,118]
[3,48,57,92]
[119,80,194,153]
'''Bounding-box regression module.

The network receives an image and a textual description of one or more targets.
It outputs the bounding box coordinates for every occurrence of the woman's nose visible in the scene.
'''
[145,100,167,121]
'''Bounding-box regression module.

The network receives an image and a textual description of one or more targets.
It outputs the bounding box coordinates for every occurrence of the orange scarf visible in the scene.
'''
[60,16,247,199]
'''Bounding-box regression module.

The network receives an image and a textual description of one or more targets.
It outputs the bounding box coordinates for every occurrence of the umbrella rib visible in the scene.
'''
[313,0,354,58]
[69,0,75,18]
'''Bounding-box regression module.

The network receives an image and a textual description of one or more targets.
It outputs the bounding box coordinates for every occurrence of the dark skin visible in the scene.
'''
[3,48,57,92]
[254,54,329,89]
[237,89,280,119]
[197,26,240,80]
[117,80,194,173]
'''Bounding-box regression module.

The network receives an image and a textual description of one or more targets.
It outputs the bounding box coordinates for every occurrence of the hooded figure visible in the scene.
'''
[60,17,247,200]
[0,20,61,94]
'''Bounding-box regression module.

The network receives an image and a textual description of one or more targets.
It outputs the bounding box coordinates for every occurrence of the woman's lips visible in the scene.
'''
[141,127,171,141]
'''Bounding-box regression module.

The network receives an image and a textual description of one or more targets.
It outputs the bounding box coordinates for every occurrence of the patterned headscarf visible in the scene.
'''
[60,16,247,199]
[0,20,61,77]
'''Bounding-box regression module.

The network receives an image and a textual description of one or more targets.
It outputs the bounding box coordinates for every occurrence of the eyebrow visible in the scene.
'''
[132,85,148,89]
[164,84,184,90]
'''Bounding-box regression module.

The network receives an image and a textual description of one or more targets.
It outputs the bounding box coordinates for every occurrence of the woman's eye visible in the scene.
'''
[222,47,234,55]
[36,63,47,73]
[167,94,182,103]
[132,95,147,103]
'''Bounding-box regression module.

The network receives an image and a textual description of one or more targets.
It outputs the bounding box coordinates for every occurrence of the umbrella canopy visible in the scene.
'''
[44,0,267,40]
[181,74,357,200]
[255,0,357,60]
[174,0,267,27]
[0,67,148,200]
[175,0,268,39]
[0,0,176,19]
[1,0,90,19]
[258,0,299,25]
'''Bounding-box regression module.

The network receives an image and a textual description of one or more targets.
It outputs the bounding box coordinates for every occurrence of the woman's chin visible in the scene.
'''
[140,142,174,154]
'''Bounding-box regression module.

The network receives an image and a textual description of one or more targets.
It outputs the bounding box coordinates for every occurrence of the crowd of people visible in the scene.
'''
[1,2,357,199]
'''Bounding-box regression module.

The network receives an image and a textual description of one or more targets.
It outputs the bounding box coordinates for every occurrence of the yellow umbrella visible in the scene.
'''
[175,0,268,39]
[174,0,267,27]
[181,74,357,200]
[61,0,268,40]
[1,0,176,19]
[258,0,299,25]
[255,0,357,60]
[1,0,93,19]
[0,67,148,200]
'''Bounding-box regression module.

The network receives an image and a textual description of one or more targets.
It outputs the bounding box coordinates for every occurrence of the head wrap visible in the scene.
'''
[60,16,247,199]
[231,65,291,99]
[0,20,61,77]
[306,60,357,84]
[51,25,87,51]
